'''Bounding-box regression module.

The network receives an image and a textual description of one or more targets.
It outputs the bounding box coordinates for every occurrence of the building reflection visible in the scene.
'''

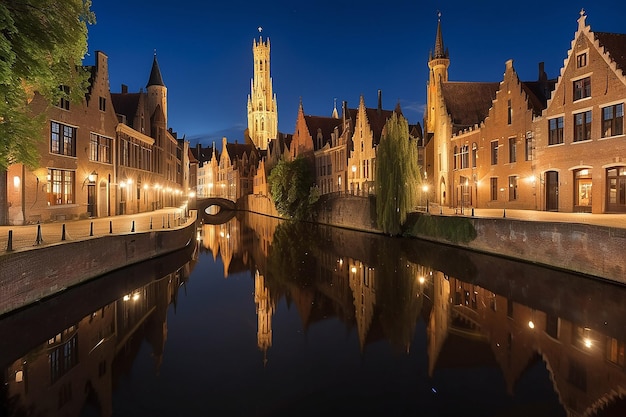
[1,244,197,417]
[196,213,626,416]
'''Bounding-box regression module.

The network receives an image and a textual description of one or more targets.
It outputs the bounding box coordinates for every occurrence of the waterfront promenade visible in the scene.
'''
[0,206,190,254]
[3,205,626,255]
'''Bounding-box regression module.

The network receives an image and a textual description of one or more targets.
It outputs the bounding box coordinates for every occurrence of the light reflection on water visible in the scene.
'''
[2,212,626,416]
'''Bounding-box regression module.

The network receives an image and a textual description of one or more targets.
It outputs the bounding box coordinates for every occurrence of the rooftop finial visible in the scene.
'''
[154,48,157,56]
[258,26,263,33]
[437,10,441,20]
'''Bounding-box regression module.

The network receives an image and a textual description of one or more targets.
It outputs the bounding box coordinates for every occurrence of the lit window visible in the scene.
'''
[548,117,564,145]
[574,110,592,142]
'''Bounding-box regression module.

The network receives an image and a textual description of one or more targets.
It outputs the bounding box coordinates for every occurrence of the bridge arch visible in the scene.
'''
[196,197,237,224]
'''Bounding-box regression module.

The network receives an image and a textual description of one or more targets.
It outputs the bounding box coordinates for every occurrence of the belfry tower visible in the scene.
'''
[247,33,278,150]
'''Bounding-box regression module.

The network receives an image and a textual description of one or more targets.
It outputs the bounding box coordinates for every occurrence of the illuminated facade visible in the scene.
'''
[247,36,278,151]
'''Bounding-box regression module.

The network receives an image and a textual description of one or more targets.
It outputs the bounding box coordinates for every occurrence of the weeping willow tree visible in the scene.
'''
[375,111,421,235]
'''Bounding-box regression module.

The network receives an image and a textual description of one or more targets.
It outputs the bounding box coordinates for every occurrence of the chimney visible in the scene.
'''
[377,89,382,112]
[121,84,128,94]
[538,62,547,82]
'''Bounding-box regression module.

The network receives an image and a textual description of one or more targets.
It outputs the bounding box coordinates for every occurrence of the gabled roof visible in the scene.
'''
[364,107,395,145]
[303,115,343,150]
[226,141,258,161]
[594,32,626,76]
[110,92,141,128]
[441,82,499,134]
[521,80,556,116]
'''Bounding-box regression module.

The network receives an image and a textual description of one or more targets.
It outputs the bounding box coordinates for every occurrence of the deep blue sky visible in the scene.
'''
[86,1,626,146]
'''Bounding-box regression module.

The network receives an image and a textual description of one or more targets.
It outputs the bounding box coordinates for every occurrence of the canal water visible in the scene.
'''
[1,212,626,416]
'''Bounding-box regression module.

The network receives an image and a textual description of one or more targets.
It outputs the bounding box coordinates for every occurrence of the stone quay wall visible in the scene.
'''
[312,195,626,284]
[0,212,197,317]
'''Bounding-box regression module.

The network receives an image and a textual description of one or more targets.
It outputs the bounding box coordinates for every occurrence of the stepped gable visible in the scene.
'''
[441,82,499,134]
[594,32,626,75]
[303,115,343,150]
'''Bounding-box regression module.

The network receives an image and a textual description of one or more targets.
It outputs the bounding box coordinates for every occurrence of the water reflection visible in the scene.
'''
[199,213,626,416]
[1,245,197,417]
[2,212,626,416]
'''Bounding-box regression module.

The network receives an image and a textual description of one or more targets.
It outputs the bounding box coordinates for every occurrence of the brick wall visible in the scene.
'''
[0,216,196,316]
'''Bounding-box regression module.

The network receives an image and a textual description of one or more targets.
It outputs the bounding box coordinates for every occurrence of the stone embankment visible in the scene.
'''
[0,210,197,316]
[247,193,626,285]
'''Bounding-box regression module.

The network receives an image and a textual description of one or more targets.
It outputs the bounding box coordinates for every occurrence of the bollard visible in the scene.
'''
[471,208,474,217]
[167,214,171,228]
[90,221,94,236]
[503,209,506,218]
[131,220,135,232]
[162,216,165,228]
[61,224,66,241]
[35,223,43,245]
[150,217,153,230]
[109,220,113,234]
[7,230,13,252]
[440,207,443,215]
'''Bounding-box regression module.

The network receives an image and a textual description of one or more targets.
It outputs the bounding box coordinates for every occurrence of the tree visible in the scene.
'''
[375,111,421,235]
[0,0,95,224]
[267,156,319,220]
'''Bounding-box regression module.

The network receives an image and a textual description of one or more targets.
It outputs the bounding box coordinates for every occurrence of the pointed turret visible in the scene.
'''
[147,52,165,87]
[146,51,168,129]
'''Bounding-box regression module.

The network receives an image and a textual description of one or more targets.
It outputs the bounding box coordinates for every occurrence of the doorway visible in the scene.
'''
[545,171,559,211]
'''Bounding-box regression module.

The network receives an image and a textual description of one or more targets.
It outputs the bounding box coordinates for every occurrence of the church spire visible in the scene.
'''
[433,12,448,60]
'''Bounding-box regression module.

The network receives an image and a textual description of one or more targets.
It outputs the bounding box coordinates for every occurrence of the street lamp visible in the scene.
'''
[422,184,429,212]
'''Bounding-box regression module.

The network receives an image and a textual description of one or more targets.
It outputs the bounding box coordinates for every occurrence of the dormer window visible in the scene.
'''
[576,52,587,68]
[573,76,591,101]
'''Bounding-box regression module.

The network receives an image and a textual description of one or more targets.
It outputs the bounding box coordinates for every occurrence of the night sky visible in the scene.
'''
[86,1,626,146]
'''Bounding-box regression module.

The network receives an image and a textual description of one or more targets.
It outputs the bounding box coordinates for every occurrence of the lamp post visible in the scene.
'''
[500,187,506,217]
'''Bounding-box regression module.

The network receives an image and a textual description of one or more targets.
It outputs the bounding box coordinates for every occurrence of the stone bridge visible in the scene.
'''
[196,197,238,224]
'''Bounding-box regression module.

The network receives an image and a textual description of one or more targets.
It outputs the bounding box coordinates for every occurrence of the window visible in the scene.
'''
[490,177,498,201]
[48,169,75,205]
[548,117,564,145]
[50,121,76,156]
[509,137,516,163]
[460,145,469,169]
[471,143,477,168]
[89,133,112,163]
[490,141,499,165]
[525,136,533,161]
[507,99,512,125]
[508,176,518,200]
[573,76,591,101]
[602,103,624,138]
[99,96,106,111]
[58,85,70,110]
[576,52,587,68]
[574,110,592,142]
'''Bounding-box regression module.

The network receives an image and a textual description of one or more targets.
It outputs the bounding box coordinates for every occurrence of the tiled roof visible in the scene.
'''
[594,32,626,76]
[521,80,556,116]
[441,82,499,134]
[303,115,343,150]
[226,142,257,160]
[364,107,395,145]
[110,92,141,128]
